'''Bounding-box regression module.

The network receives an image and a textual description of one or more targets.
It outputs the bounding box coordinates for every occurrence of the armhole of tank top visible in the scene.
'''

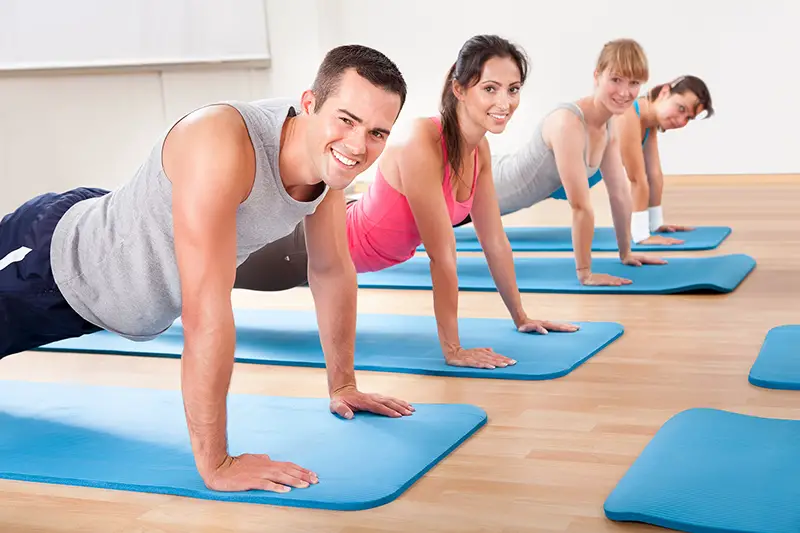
[428,116,452,189]
[633,99,651,145]
[470,144,480,197]
[564,103,591,168]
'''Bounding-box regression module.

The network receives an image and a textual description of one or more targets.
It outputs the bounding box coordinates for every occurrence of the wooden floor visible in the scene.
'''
[2,174,800,532]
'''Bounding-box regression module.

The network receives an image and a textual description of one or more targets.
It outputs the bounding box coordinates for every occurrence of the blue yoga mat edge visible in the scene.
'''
[419,225,733,252]
[0,379,490,511]
[603,406,800,532]
[33,313,626,381]
[748,324,800,391]
[357,254,757,295]
[602,407,709,529]
[0,405,489,511]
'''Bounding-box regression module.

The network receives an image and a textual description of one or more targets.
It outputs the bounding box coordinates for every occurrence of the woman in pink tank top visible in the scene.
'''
[236,35,580,369]
[343,34,579,369]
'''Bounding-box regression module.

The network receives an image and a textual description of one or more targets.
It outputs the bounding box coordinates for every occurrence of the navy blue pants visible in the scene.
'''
[0,187,109,359]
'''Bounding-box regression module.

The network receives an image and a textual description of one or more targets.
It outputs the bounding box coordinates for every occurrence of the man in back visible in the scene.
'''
[0,44,413,493]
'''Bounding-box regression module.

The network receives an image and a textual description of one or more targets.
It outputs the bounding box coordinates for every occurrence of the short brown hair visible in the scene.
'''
[311,44,407,112]
[595,38,649,82]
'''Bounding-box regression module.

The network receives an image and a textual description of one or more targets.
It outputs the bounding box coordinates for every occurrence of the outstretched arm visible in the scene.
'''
[470,137,579,335]
[547,111,618,285]
[643,132,693,233]
[601,118,667,268]
[398,119,464,361]
[166,105,316,493]
[304,188,413,419]
[599,119,635,257]
[619,110,687,242]
[618,106,651,242]
[549,112,594,274]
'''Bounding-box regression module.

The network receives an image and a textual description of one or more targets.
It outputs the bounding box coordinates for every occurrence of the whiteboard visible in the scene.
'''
[0,0,271,73]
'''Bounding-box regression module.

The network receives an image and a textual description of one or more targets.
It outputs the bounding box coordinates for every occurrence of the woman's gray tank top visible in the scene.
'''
[492,102,610,215]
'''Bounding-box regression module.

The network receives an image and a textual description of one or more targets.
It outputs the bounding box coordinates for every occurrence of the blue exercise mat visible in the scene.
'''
[604,408,800,533]
[0,380,486,510]
[422,225,731,252]
[357,254,756,294]
[34,309,623,380]
[749,325,800,390]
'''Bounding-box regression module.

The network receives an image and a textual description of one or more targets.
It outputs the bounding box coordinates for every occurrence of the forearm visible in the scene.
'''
[308,266,357,395]
[571,206,595,275]
[484,242,527,326]
[429,255,462,356]
[181,314,236,479]
[609,190,634,254]
[648,172,664,207]
[629,175,651,212]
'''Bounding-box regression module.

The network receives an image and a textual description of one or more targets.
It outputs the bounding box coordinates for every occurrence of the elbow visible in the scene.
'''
[570,204,595,226]
[481,235,512,257]
[308,254,356,284]
[629,173,649,189]
[427,251,458,277]
[569,200,593,216]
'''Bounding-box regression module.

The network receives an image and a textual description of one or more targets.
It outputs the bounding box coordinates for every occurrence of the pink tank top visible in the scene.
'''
[346,117,478,273]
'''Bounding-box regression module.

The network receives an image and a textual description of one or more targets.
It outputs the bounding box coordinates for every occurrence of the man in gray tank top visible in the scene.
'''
[0,44,413,493]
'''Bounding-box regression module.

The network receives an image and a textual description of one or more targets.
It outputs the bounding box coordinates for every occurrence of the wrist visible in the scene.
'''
[328,365,357,397]
[511,308,529,328]
[648,205,663,232]
[631,210,650,243]
[440,340,461,359]
[194,446,230,481]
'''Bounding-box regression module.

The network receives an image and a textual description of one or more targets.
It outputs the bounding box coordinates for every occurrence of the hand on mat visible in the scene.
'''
[517,319,580,334]
[640,234,685,246]
[205,453,318,493]
[655,223,695,233]
[445,347,516,369]
[578,272,632,286]
[621,253,668,267]
[329,386,415,420]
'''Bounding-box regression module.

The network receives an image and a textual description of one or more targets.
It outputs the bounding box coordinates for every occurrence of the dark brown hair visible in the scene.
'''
[311,44,407,113]
[648,75,714,118]
[440,35,529,178]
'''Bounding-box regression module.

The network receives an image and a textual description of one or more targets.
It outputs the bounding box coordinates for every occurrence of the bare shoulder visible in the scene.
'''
[383,117,444,181]
[395,117,442,156]
[607,115,624,146]
[541,107,584,148]
[162,104,255,203]
[477,135,492,170]
[616,104,641,137]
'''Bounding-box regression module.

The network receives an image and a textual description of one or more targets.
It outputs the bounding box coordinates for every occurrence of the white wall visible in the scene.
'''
[1,0,796,214]
[0,0,336,213]
[332,0,800,182]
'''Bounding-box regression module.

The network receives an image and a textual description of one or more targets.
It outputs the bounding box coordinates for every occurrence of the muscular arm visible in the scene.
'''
[163,106,254,482]
[469,137,527,326]
[398,119,462,358]
[547,111,596,277]
[303,188,357,396]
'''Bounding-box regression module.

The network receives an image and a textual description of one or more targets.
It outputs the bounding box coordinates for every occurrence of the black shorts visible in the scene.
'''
[0,187,109,359]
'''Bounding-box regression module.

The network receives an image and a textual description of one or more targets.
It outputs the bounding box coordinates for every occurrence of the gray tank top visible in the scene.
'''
[492,102,610,215]
[50,98,328,341]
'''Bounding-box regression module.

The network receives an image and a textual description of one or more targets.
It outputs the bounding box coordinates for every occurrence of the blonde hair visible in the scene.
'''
[595,38,649,82]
